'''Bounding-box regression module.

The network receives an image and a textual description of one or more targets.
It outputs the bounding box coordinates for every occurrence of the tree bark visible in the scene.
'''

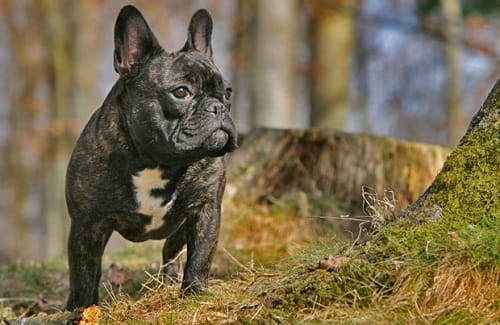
[401,79,499,220]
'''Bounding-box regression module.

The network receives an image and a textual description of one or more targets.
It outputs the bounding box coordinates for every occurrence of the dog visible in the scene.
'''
[65,5,237,310]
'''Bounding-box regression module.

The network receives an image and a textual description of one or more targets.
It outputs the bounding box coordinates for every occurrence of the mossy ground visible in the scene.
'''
[1,105,498,323]
[2,189,496,324]
[101,112,500,324]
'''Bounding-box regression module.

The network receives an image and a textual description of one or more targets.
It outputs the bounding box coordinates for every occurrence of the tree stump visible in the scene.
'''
[227,128,450,216]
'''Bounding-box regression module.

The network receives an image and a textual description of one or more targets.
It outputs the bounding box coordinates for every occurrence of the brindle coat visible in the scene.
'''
[65,6,237,310]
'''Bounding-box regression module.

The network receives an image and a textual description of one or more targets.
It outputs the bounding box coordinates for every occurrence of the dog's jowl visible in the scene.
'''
[65,5,237,310]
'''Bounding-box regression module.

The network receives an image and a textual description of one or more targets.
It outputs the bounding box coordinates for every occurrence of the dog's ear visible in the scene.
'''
[182,9,213,59]
[113,5,160,76]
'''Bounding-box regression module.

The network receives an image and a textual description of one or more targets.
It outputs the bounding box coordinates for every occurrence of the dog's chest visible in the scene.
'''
[131,168,175,231]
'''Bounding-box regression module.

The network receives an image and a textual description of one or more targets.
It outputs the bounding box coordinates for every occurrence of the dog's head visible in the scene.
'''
[113,6,237,164]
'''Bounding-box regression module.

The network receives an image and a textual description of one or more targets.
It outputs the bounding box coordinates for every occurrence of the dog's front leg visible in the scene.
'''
[181,202,221,295]
[66,220,112,310]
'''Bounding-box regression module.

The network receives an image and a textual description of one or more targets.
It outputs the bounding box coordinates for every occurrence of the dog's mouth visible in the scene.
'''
[205,127,237,156]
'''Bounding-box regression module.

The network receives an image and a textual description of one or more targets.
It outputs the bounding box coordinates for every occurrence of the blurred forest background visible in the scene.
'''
[0,0,498,262]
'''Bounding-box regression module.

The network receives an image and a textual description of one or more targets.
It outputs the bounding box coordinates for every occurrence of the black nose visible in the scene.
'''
[205,103,226,115]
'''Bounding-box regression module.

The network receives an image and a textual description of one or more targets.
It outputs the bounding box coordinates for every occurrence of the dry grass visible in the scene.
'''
[361,185,398,229]
[97,196,317,324]
[218,194,315,269]
[1,186,498,324]
[101,259,272,324]
[98,190,498,324]
[98,245,499,324]
[419,258,499,322]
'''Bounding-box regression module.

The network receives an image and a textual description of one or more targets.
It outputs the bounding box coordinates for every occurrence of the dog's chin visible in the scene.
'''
[205,129,230,157]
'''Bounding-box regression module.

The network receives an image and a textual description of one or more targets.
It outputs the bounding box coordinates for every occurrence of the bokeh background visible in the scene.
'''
[0,0,498,262]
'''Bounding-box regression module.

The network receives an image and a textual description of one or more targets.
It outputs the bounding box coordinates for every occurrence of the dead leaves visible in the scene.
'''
[308,254,350,272]
[447,231,466,247]
[78,305,101,325]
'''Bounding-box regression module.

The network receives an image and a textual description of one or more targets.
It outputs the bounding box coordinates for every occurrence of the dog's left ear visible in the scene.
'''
[114,5,160,77]
[182,9,213,59]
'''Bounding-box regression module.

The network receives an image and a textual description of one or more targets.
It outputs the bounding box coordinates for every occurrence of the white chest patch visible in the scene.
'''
[132,168,174,232]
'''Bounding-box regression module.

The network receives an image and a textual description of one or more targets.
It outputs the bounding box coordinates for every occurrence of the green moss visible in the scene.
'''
[281,259,391,304]
[431,126,499,218]
[256,106,499,323]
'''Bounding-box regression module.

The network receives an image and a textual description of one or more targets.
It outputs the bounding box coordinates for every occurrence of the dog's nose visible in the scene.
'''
[206,103,226,115]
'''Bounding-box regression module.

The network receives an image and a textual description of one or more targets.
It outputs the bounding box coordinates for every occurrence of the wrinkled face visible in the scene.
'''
[124,51,237,164]
[112,6,237,165]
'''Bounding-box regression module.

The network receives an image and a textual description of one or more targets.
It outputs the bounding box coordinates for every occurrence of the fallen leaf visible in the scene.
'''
[79,305,100,325]
[316,254,350,272]
[448,231,465,247]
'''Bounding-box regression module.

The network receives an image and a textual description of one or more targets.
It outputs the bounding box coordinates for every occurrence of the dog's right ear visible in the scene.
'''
[113,5,160,77]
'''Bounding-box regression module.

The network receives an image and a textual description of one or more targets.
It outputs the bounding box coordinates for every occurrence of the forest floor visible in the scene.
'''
[0,189,498,324]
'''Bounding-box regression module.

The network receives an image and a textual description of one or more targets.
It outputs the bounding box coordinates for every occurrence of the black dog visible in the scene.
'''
[65,5,237,310]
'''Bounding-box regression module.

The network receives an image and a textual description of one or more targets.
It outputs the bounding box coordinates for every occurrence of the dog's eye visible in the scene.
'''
[172,87,192,99]
[224,88,232,101]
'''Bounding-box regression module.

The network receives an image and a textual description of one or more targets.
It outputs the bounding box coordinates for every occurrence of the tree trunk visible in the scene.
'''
[401,79,499,221]
[2,0,48,260]
[441,0,464,146]
[310,0,355,129]
[41,0,74,259]
[252,0,298,128]
[231,0,256,133]
[71,0,100,123]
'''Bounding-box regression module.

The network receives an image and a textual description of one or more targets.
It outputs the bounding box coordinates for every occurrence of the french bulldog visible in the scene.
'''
[65,5,237,310]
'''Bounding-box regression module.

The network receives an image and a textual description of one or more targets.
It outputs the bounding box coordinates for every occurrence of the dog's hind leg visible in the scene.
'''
[65,220,112,310]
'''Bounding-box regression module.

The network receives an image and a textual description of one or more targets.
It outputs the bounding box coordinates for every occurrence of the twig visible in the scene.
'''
[250,303,263,321]
[310,215,371,223]
[222,248,253,274]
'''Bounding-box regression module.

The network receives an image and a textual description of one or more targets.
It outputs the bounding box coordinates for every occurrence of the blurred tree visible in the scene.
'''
[231,0,256,133]
[417,0,500,17]
[41,0,74,260]
[441,0,464,146]
[417,0,497,146]
[41,0,100,259]
[70,1,100,124]
[2,0,48,259]
[0,0,100,260]
[252,0,298,128]
[309,0,355,130]
[352,6,370,133]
